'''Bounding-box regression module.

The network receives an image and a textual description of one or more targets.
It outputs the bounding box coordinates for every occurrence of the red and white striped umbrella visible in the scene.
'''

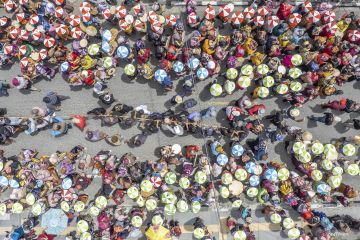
[148,10,158,23]
[3,44,13,55]
[43,36,55,48]
[254,16,264,26]
[19,0,28,5]
[55,6,64,18]
[79,2,91,14]
[19,29,29,40]
[29,14,39,25]
[61,190,73,201]
[243,7,255,19]
[231,11,244,25]
[306,10,320,23]
[18,45,27,55]
[31,28,42,41]
[132,4,141,15]
[0,17,8,26]
[151,22,162,33]
[347,30,360,43]
[118,19,128,30]
[68,14,81,26]
[102,8,111,19]
[188,12,197,24]
[323,22,337,35]
[267,15,280,28]
[54,0,64,5]
[204,5,215,20]
[166,14,177,27]
[39,49,48,60]
[303,1,313,12]
[288,13,302,25]
[150,176,162,188]
[20,57,29,68]
[133,19,143,31]
[82,12,91,22]
[16,13,25,22]
[55,24,67,35]
[257,6,270,16]
[4,0,16,12]
[218,4,233,18]
[9,27,19,39]
[115,5,127,19]
[322,10,336,23]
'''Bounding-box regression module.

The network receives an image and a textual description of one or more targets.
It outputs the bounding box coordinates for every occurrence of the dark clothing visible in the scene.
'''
[309,113,334,125]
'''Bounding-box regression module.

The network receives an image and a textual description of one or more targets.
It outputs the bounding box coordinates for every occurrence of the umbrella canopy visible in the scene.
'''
[176,200,189,213]
[32,202,43,216]
[276,168,289,181]
[316,183,331,194]
[197,67,209,80]
[79,2,91,14]
[249,175,260,186]
[322,10,335,23]
[88,206,100,216]
[234,230,247,240]
[243,7,255,19]
[346,163,359,176]
[165,172,176,185]
[246,187,258,197]
[288,13,302,27]
[102,8,111,19]
[232,144,244,157]
[217,153,228,165]
[161,191,177,204]
[221,172,233,185]
[291,54,302,66]
[12,202,23,214]
[194,228,205,239]
[288,67,302,79]
[342,143,356,156]
[292,141,306,155]
[283,217,295,229]
[124,64,136,76]
[136,196,144,207]
[321,159,333,171]
[164,203,176,216]
[254,16,265,26]
[145,225,171,240]
[290,81,302,92]
[77,220,89,233]
[60,201,70,212]
[210,83,223,97]
[146,198,157,211]
[95,196,107,209]
[102,57,113,68]
[328,175,342,189]
[179,177,190,189]
[173,61,184,73]
[347,30,360,43]
[219,4,233,18]
[131,216,143,228]
[224,80,236,94]
[43,36,55,48]
[241,64,254,75]
[245,162,257,174]
[276,84,289,95]
[166,14,177,27]
[152,215,164,226]
[232,199,243,208]
[270,213,282,224]
[192,201,201,213]
[26,193,35,205]
[188,57,200,70]
[220,186,230,198]
[74,201,85,212]
[237,76,251,88]
[235,168,248,181]
[41,208,68,234]
[257,6,270,16]
[141,179,154,192]
[288,228,301,240]
[306,10,320,23]
[68,14,81,26]
[332,166,343,176]
[267,15,280,28]
[204,5,215,20]
[127,186,139,199]
[80,232,91,240]
[262,76,274,87]
[88,44,100,55]
[297,151,311,163]
[255,86,269,98]
[231,11,244,25]
[115,5,127,19]
[264,168,278,181]
[311,169,323,181]
[70,27,82,39]
[150,175,162,188]
[0,176,9,187]
[188,12,197,24]
[117,45,129,58]
[195,171,207,184]
[226,68,238,80]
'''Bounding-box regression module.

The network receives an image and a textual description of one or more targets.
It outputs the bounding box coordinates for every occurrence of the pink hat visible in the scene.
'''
[12,77,20,86]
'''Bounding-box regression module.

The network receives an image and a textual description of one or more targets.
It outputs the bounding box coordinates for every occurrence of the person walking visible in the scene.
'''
[308,113,341,126]
[42,92,70,110]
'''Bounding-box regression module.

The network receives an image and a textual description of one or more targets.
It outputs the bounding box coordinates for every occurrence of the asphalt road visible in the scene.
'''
[1,2,360,240]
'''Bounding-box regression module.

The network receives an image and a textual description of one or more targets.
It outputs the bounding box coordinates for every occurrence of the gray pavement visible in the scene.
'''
[1,2,360,240]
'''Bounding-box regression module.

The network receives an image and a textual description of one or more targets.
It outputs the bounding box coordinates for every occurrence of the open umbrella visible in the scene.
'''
[124,64,136,76]
[258,6,270,16]
[276,84,289,95]
[322,10,335,23]
[43,36,55,48]
[210,83,223,97]
[188,57,200,70]
[127,186,139,199]
[41,208,68,234]
[237,76,251,88]
[79,2,91,14]
[288,67,302,79]
[243,7,255,19]
[131,216,143,228]
[31,202,43,216]
[88,44,100,55]
[115,5,127,19]
[88,206,100,217]
[197,68,209,80]
[291,54,302,66]
[12,202,23,214]
[164,203,176,216]
[267,15,280,28]
[219,4,233,18]
[292,141,306,155]
[297,151,311,163]
[221,172,233,185]
[60,201,70,212]
[246,187,258,197]
[255,86,269,98]
[217,154,228,165]
[249,175,260,186]
[328,175,342,189]
[68,14,81,26]
[288,228,301,240]
[0,176,8,187]
[241,64,253,75]
[283,217,295,229]
[271,213,282,224]
[288,13,302,28]
[80,232,91,240]
[290,81,302,92]
[70,27,82,39]
[141,179,153,192]
[321,159,333,171]
[232,144,244,157]
[26,193,36,205]
[137,196,144,207]
[262,76,274,87]
[316,183,331,194]
[234,230,247,240]
[332,166,343,176]
[231,11,244,25]
[245,162,257,174]
[254,16,264,26]
[220,186,230,198]
[204,5,215,20]
[194,228,205,239]
[235,168,248,181]
[194,171,207,184]
[311,169,323,181]
[116,45,129,59]
[152,215,164,226]
[145,225,171,240]
[342,143,356,156]
[226,68,238,80]
[161,191,177,204]
[179,177,190,189]
[95,196,107,209]
[166,14,177,27]
[173,61,184,73]
[102,8,111,19]
[177,200,189,213]
[192,201,201,213]
[77,220,89,233]
[150,175,162,188]
[224,80,236,94]
[346,163,359,176]
[29,14,39,25]
[146,199,157,211]
[9,179,19,188]
[264,168,278,181]
[165,172,176,185]
[306,10,320,23]
[74,201,85,212]
[102,57,113,68]
[347,30,360,43]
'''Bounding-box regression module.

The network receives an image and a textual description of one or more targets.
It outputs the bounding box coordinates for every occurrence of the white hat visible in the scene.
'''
[207,60,215,70]
[243,100,252,107]
[258,108,265,115]
[173,125,184,135]
[289,108,300,117]
[334,116,342,122]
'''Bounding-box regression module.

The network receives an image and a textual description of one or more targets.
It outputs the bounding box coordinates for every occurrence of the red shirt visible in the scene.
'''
[247,104,266,115]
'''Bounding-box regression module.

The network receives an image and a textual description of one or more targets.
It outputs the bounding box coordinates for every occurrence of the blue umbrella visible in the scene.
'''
[116,45,129,58]
[9,179,19,188]
[41,208,68,234]
[102,30,112,42]
[245,162,257,174]
[217,154,228,166]
[211,141,222,156]
[101,41,110,53]
[249,175,260,186]
[316,183,331,195]
[232,144,244,157]
[173,61,184,73]
[60,62,70,73]
[154,69,167,83]
[0,176,8,186]
[264,168,278,181]
[188,57,200,70]
[196,67,208,80]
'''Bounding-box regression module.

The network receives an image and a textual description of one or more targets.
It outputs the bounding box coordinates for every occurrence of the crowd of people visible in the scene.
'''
[1,0,360,239]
